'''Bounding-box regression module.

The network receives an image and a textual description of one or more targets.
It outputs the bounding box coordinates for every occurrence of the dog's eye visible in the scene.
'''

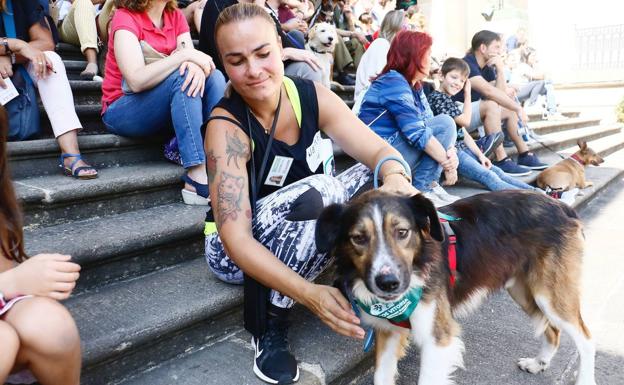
[396,229,410,239]
[350,234,369,246]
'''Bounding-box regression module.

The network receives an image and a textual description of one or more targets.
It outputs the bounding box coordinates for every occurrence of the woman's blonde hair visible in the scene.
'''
[214,3,276,53]
[114,0,177,12]
[379,10,405,42]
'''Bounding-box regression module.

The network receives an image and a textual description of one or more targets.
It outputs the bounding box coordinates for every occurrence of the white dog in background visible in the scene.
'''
[306,22,337,88]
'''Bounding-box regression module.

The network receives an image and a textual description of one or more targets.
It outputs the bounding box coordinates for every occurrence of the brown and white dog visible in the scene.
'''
[537,140,604,192]
[316,190,595,385]
[305,22,337,88]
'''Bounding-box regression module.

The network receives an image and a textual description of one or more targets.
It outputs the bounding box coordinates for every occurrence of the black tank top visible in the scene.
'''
[214,77,335,199]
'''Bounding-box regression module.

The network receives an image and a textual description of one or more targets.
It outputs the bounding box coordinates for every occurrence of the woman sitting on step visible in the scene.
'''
[102,0,226,205]
[2,0,98,179]
[0,107,82,385]
[204,4,417,384]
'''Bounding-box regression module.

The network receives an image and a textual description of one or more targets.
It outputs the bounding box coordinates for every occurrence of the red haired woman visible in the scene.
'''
[0,107,81,385]
[358,31,460,206]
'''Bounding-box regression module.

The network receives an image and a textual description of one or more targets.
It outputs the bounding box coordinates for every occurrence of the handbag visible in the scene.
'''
[140,40,167,64]
[3,0,41,141]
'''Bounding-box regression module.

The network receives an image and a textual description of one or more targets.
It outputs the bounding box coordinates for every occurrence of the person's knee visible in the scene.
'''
[11,298,80,358]
[432,114,457,146]
[44,51,64,69]
[0,321,20,357]
[308,174,347,204]
[205,69,226,91]
[74,0,96,14]
[481,100,500,117]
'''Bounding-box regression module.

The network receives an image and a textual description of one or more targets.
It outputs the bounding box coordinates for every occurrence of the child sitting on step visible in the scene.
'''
[0,107,82,385]
[427,57,535,191]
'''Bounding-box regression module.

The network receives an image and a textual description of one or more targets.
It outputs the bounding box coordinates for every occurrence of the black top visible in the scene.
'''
[452,53,496,102]
[427,90,464,141]
[213,77,334,199]
[0,0,46,41]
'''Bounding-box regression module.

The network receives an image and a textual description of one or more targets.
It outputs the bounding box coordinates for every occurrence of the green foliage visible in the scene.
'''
[617,96,624,123]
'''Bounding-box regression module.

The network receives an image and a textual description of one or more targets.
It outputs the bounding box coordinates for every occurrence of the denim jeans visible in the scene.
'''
[457,143,534,191]
[388,114,457,192]
[103,69,226,168]
[517,80,557,113]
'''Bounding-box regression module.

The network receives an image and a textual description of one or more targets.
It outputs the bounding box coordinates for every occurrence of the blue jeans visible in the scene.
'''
[388,114,457,192]
[457,143,534,191]
[517,80,557,113]
[103,69,226,168]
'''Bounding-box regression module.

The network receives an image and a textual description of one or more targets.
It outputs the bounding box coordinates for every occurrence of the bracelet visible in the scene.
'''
[373,156,412,189]
[383,168,412,184]
[1,37,10,55]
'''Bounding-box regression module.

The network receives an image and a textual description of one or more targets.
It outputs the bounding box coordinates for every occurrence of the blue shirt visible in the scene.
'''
[358,70,433,150]
[452,53,496,102]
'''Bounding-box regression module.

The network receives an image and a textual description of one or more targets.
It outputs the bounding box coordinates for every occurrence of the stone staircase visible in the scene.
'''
[6,44,624,385]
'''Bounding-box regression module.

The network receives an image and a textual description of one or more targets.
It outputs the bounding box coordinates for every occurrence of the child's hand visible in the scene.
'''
[463,78,471,95]
[3,254,80,300]
[480,156,492,169]
[443,169,458,186]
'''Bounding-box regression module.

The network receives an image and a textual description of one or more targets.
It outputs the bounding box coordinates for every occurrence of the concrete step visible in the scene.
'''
[114,149,624,385]
[15,161,185,228]
[8,134,164,179]
[24,202,205,293]
[527,109,580,122]
[528,116,601,135]
[68,258,243,385]
[558,132,624,159]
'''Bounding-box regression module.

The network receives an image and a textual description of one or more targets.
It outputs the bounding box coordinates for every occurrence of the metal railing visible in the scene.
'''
[575,24,624,71]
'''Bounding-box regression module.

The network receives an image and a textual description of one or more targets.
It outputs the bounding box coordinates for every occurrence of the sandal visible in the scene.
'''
[181,173,209,205]
[59,153,98,180]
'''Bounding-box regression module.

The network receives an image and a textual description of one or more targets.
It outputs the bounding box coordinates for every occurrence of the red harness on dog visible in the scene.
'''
[439,219,458,288]
[571,153,586,166]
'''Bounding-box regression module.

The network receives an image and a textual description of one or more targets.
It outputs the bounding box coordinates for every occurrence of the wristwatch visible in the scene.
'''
[1,37,14,64]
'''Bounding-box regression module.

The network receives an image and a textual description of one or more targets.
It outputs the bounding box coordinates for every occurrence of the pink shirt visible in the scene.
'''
[102,8,190,113]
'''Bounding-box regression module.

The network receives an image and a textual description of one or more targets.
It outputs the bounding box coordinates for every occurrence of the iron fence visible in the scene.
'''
[575,24,624,71]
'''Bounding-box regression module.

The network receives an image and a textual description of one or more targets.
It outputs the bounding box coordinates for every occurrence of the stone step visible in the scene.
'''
[526,109,580,121]
[528,116,601,135]
[8,134,163,179]
[15,161,185,228]
[558,132,624,159]
[24,202,205,293]
[115,146,624,385]
[67,258,243,385]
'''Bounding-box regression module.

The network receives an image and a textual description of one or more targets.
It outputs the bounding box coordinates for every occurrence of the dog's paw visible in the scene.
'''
[517,357,549,374]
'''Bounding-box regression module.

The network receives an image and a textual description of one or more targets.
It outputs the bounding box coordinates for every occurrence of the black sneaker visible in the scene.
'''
[251,315,299,384]
[474,132,504,158]
[517,151,548,170]
[493,157,532,176]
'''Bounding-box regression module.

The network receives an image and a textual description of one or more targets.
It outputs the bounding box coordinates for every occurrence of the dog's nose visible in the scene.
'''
[328,36,334,41]
[375,273,400,292]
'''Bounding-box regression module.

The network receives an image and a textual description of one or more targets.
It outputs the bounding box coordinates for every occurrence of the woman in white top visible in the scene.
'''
[353,9,405,114]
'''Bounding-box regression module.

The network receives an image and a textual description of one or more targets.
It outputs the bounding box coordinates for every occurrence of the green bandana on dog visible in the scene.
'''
[356,286,424,324]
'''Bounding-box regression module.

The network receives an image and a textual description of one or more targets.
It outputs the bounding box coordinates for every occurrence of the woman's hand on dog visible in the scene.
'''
[300,283,365,339]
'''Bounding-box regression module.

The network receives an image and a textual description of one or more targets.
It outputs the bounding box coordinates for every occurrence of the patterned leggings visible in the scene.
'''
[205,163,372,308]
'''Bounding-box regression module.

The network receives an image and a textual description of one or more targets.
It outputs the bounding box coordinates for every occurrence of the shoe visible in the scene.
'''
[59,153,98,179]
[493,157,532,176]
[474,132,504,158]
[547,112,569,121]
[517,151,548,170]
[334,71,355,86]
[181,173,209,205]
[430,182,460,203]
[251,314,299,384]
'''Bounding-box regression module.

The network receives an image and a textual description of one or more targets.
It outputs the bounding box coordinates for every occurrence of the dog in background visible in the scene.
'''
[316,190,595,385]
[537,139,604,192]
[306,22,337,88]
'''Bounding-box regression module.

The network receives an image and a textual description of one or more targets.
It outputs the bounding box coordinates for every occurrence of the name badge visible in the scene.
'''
[306,131,334,174]
[264,156,294,187]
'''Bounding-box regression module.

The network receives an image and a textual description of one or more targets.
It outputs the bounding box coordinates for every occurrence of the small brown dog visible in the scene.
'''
[536,140,604,191]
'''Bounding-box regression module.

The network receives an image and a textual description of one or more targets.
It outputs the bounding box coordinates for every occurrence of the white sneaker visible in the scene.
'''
[547,112,569,121]
[431,183,461,203]
[422,192,448,208]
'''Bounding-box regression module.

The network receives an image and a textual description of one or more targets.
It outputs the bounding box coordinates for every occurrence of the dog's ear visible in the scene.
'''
[577,139,587,151]
[408,194,444,242]
[315,203,346,253]
[308,24,317,40]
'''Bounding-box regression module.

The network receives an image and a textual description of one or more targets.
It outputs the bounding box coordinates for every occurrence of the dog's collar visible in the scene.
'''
[570,153,585,166]
[309,45,332,54]
[355,286,424,328]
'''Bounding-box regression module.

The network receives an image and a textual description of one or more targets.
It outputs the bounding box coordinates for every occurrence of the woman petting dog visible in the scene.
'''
[203,3,417,384]
[358,30,461,206]
[0,107,82,385]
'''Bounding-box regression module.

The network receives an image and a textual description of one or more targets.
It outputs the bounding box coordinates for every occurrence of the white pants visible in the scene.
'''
[26,51,82,138]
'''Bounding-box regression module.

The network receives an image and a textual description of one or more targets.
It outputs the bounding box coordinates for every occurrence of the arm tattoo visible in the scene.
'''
[207,150,219,184]
[225,130,250,169]
[216,171,245,225]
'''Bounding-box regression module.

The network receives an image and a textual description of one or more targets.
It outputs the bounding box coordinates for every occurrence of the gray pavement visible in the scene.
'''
[359,177,624,385]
